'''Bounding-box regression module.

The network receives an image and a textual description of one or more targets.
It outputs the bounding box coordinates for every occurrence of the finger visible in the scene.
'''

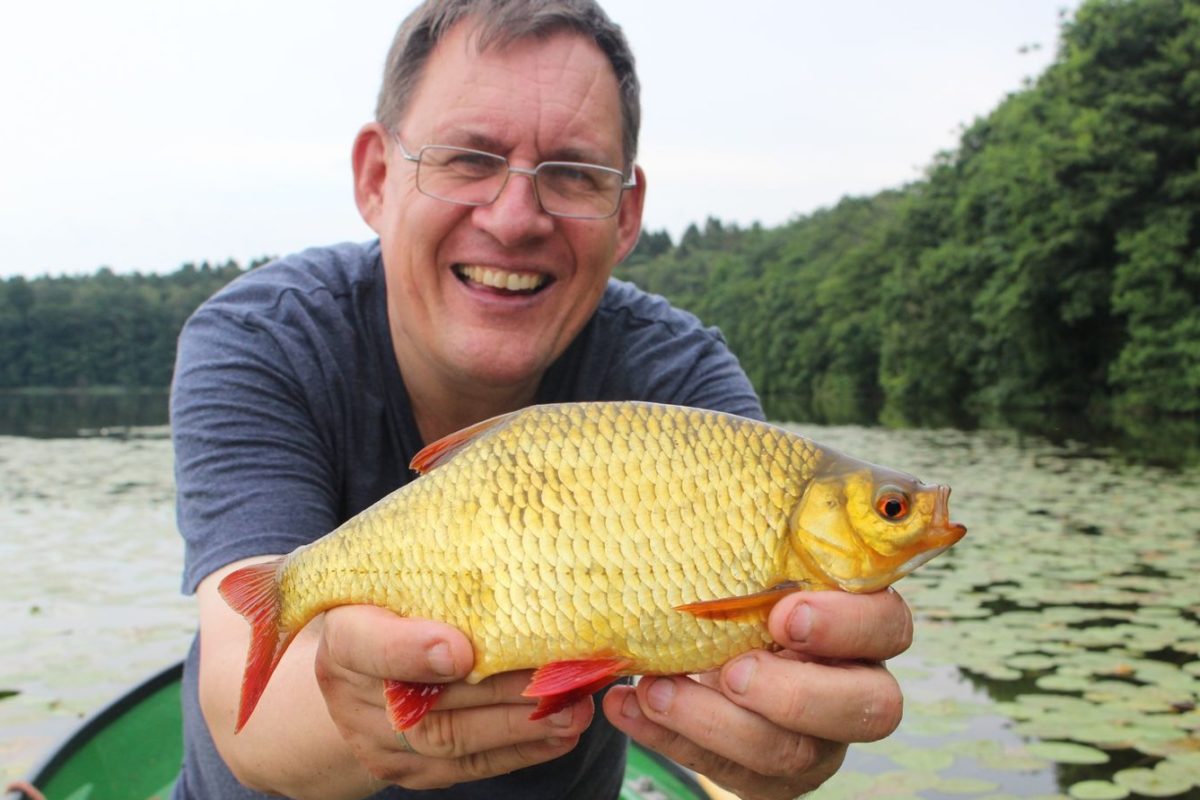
[603,681,846,796]
[402,696,594,760]
[322,605,474,683]
[420,670,538,712]
[378,736,584,791]
[719,651,903,742]
[769,588,913,661]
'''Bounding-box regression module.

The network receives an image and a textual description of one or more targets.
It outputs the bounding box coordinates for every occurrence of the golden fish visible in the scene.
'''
[221,401,966,732]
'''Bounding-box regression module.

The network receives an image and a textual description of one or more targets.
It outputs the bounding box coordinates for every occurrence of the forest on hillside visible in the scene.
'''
[618,0,1199,431]
[1,0,1196,445]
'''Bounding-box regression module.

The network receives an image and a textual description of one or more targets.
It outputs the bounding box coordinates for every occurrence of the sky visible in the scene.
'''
[0,1,1077,280]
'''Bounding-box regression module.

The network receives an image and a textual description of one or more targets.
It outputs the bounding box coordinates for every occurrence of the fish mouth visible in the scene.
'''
[931,484,967,547]
[453,264,553,296]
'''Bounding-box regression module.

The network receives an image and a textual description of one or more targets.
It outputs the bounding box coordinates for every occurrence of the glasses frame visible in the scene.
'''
[393,136,637,220]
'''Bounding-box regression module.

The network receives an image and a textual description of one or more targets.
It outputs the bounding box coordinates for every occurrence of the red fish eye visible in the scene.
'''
[875,491,910,521]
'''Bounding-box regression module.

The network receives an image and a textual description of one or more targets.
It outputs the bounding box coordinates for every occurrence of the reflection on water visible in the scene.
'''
[763,393,1200,470]
[0,390,169,438]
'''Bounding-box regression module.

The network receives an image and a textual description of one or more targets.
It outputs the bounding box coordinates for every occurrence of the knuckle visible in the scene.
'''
[390,769,455,791]
[887,594,915,656]
[460,748,506,781]
[776,733,821,776]
[417,712,461,758]
[858,670,903,741]
[380,632,416,676]
[780,679,812,728]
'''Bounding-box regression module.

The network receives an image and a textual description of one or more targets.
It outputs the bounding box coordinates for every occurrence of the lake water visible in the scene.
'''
[1,406,1197,798]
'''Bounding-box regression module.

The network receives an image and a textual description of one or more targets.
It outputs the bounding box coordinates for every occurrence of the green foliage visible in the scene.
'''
[620,0,1198,429]
[0,259,258,389]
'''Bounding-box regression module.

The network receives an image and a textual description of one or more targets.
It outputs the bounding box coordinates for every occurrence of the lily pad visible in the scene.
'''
[933,776,1000,795]
[1111,766,1193,797]
[886,747,955,771]
[1025,741,1110,764]
[1067,780,1129,800]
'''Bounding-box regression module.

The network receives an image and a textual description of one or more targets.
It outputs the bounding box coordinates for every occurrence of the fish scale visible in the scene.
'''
[222,401,966,732]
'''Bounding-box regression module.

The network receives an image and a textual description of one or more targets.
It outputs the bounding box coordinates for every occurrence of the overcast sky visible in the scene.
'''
[0,1,1076,279]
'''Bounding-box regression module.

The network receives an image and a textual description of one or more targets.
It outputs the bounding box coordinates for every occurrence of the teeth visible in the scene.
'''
[457,265,547,292]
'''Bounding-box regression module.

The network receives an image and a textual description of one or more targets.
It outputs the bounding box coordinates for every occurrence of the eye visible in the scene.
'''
[874,487,910,521]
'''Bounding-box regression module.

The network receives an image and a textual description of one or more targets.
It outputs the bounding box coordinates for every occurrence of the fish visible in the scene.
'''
[220,401,966,733]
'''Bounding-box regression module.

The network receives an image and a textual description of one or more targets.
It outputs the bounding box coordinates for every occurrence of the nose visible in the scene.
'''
[472,167,555,245]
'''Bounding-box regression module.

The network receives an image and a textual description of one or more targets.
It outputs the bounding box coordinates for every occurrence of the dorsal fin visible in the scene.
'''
[409,410,519,473]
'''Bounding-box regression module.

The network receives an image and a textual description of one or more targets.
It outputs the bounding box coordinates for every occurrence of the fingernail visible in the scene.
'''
[725,655,757,695]
[788,602,813,644]
[646,678,675,714]
[549,708,573,728]
[426,642,455,677]
[621,691,641,719]
[545,737,565,747]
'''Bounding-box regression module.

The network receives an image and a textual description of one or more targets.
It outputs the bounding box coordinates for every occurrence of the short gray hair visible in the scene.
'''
[376,0,641,167]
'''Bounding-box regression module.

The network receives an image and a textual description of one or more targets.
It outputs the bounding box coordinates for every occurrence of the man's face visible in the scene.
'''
[356,21,644,394]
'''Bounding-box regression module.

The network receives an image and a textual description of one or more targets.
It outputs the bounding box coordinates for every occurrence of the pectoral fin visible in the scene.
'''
[522,656,632,720]
[674,582,802,621]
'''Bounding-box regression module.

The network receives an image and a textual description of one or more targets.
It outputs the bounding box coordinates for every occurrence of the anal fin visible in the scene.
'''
[522,656,632,720]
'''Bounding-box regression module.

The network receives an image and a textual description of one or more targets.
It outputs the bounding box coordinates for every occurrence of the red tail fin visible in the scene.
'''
[218,557,292,733]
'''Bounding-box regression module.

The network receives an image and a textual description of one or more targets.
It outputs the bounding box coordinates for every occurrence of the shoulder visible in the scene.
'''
[565,279,763,419]
[196,240,381,326]
[594,277,718,340]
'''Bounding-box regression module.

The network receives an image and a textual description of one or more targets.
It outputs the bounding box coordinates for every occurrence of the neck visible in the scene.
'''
[408,379,537,446]
[390,336,540,447]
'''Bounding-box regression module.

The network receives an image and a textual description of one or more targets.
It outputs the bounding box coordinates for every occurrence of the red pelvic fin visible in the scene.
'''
[384,680,447,730]
[522,657,632,720]
[218,557,292,733]
[409,411,518,473]
[674,582,802,621]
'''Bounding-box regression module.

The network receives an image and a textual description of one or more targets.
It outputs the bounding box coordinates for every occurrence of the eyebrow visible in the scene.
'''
[435,130,616,168]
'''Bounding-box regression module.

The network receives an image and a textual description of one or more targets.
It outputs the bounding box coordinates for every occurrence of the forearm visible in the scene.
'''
[197,561,387,800]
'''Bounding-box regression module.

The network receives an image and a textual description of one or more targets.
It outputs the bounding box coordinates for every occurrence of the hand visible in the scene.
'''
[603,588,912,800]
[314,605,594,791]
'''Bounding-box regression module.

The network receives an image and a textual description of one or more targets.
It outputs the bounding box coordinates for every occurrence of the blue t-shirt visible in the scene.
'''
[170,240,762,799]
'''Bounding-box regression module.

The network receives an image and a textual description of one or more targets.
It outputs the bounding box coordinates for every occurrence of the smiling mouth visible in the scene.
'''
[454,264,552,295]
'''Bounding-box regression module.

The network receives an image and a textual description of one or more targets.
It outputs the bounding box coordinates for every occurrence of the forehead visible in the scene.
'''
[403,20,624,161]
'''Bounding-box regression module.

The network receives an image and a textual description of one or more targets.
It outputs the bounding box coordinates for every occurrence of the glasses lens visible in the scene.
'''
[416,146,508,205]
[535,163,624,218]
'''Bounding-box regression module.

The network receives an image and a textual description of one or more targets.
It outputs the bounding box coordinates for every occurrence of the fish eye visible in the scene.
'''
[874,486,911,521]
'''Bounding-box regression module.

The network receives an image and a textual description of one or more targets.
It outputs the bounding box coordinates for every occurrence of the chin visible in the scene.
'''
[448,328,565,385]
[455,351,553,390]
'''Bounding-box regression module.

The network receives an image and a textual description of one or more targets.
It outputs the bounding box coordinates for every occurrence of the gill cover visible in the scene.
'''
[789,457,957,592]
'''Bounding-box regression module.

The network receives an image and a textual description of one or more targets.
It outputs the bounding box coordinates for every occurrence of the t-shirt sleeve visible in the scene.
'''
[171,306,340,594]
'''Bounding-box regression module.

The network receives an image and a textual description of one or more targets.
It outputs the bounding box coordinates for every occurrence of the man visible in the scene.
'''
[170,1,911,797]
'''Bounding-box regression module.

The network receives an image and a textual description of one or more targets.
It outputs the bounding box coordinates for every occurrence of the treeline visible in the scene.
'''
[0,260,264,388]
[619,0,1199,428]
[2,0,1196,436]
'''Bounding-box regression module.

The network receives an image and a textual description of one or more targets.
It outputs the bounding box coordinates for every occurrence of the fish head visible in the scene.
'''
[789,458,966,593]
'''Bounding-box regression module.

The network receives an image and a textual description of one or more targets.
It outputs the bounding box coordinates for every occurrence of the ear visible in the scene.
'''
[352,122,391,233]
[613,165,647,265]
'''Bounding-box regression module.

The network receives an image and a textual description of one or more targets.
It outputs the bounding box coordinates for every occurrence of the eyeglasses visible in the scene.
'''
[394,136,636,220]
